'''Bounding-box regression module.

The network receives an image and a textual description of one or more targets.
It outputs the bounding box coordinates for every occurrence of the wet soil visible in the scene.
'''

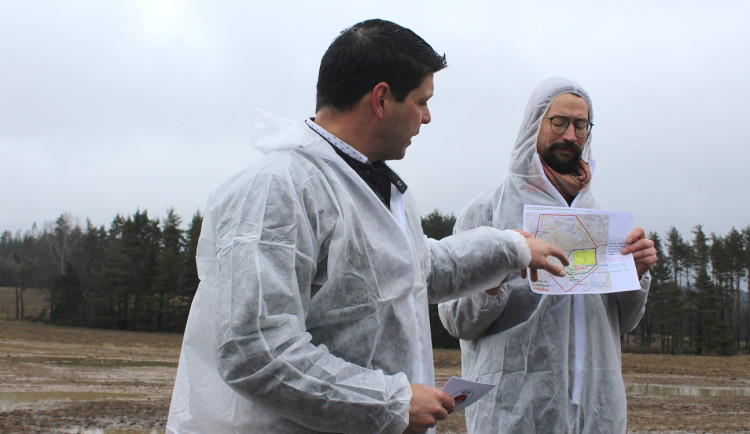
[0,320,748,433]
[433,349,750,433]
[0,320,180,433]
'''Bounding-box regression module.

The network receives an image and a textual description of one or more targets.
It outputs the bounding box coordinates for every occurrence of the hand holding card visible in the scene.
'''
[440,376,495,411]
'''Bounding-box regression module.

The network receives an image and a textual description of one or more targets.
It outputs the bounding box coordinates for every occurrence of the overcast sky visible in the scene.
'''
[2,1,749,243]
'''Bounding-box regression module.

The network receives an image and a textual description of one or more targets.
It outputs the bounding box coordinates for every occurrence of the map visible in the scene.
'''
[523,205,641,295]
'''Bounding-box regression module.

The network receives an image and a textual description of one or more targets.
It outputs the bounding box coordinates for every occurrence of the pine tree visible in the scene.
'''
[90,214,130,328]
[11,231,40,319]
[709,234,735,350]
[125,210,161,331]
[52,262,82,325]
[421,209,459,349]
[75,220,108,325]
[663,227,690,353]
[722,228,745,349]
[153,208,185,331]
[691,226,734,355]
[637,232,671,349]
[174,211,203,331]
[0,230,18,287]
[665,227,691,287]
[742,225,750,350]
[421,209,456,240]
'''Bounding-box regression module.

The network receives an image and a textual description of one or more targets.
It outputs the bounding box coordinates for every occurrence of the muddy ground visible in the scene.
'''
[434,350,750,434]
[0,319,748,433]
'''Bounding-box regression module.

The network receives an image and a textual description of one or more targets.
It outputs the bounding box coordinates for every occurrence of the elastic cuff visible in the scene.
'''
[507,230,532,268]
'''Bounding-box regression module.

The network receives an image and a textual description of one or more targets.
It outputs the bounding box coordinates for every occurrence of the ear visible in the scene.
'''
[370,82,390,120]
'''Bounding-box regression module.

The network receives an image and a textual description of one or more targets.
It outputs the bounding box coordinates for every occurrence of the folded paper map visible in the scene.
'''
[523,205,641,295]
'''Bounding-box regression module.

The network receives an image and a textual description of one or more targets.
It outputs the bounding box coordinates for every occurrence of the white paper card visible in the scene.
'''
[441,376,495,411]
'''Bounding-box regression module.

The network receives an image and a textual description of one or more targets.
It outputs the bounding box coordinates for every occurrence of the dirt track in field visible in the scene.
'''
[0,319,748,433]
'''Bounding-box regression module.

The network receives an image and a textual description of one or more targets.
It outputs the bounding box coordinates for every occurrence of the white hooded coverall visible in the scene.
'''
[166,109,532,433]
[438,77,651,434]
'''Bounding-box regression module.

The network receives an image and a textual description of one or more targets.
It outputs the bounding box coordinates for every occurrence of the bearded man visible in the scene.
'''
[438,77,657,433]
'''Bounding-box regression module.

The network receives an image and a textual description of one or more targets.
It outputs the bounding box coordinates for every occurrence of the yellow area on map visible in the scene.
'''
[573,249,596,265]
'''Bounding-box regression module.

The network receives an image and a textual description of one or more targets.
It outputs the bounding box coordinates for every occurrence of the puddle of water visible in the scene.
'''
[2,356,177,368]
[627,383,750,397]
[0,391,145,411]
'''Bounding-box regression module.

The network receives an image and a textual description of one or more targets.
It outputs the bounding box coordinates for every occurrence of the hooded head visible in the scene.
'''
[510,77,594,175]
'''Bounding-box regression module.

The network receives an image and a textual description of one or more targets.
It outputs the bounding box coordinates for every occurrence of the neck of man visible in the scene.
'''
[314,106,379,162]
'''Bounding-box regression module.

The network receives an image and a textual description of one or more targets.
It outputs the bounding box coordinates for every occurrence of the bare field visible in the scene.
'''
[0,287,50,321]
[0,320,181,433]
[434,349,750,434]
[0,318,748,433]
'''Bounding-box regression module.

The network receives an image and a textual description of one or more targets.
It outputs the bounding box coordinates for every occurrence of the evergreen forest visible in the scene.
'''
[1,208,748,355]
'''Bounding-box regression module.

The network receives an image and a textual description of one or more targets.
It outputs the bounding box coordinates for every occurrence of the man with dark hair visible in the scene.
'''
[167,20,567,433]
[439,77,658,433]
[315,19,447,111]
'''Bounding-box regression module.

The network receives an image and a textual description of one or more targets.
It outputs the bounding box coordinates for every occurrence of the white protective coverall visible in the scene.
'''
[166,109,532,433]
[438,77,651,434]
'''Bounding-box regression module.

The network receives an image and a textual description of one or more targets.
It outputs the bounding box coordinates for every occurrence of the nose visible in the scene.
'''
[422,106,431,124]
[561,123,577,141]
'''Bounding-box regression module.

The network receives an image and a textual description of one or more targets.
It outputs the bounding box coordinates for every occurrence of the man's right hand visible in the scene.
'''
[404,383,455,433]
[514,229,569,281]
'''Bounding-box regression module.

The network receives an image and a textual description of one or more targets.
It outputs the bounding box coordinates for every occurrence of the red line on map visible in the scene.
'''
[534,213,604,292]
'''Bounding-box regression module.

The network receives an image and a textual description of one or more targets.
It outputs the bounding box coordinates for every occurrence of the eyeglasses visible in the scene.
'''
[546,116,593,138]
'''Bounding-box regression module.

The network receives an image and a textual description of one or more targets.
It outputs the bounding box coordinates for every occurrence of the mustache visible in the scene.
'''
[548,141,580,153]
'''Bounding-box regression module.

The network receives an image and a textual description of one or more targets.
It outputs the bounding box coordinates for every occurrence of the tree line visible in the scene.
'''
[1,209,749,355]
[632,225,749,355]
[1,210,201,332]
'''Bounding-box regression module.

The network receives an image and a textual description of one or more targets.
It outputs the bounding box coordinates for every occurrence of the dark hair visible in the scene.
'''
[315,19,447,111]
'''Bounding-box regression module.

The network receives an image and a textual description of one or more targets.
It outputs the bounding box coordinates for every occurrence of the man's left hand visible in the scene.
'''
[621,227,657,278]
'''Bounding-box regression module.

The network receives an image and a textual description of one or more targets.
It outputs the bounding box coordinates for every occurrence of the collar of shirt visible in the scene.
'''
[305,118,369,164]
[304,118,408,197]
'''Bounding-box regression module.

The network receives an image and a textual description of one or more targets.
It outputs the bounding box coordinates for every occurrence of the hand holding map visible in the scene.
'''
[522,205,641,295]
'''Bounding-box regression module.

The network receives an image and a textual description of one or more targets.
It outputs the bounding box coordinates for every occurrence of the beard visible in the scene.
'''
[540,141,583,174]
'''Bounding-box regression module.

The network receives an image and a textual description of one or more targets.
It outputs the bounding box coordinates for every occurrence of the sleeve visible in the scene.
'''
[615,271,651,333]
[213,171,411,433]
[433,190,526,339]
[425,227,530,304]
[438,286,510,340]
